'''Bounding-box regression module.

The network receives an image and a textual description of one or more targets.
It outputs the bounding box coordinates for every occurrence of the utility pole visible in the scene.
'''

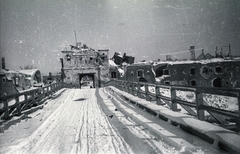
[74,30,77,44]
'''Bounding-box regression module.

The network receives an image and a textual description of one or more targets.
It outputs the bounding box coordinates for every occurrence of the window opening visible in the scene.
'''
[2,77,6,83]
[225,81,229,85]
[215,66,223,74]
[190,80,197,86]
[190,67,195,75]
[164,81,170,85]
[212,77,222,87]
[66,54,71,61]
[147,71,150,76]
[202,66,209,74]
[111,72,117,78]
[163,69,169,75]
[137,70,144,78]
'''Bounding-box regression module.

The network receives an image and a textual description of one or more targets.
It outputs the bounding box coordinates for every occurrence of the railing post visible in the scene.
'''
[128,82,131,95]
[47,86,50,96]
[51,84,53,96]
[145,83,150,101]
[126,81,128,93]
[131,82,134,95]
[24,94,27,103]
[196,92,205,120]
[32,91,36,105]
[3,99,9,119]
[53,84,56,93]
[156,85,161,105]
[125,81,128,93]
[137,82,141,98]
[128,82,131,94]
[16,96,21,115]
[171,87,179,111]
[114,79,116,87]
[113,79,116,88]
[237,92,240,132]
[121,81,124,91]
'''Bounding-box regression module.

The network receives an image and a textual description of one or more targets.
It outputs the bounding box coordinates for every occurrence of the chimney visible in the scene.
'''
[215,46,218,57]
[229,44,231,56]
[189,46,195,60]
[60,58,64,69]
[49,72,52,80]
[2,57,6,69]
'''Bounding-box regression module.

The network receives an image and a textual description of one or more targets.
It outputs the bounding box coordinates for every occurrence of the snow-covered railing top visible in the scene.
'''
[110,79,240,131]
[0,83,62,120]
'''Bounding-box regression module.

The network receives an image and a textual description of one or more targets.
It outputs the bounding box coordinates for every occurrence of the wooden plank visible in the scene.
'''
[180,104,197,116]
[4,100,9,119]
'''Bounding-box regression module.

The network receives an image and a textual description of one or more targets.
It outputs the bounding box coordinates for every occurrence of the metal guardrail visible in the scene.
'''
[110,79,240,131]
[0,83,62,120]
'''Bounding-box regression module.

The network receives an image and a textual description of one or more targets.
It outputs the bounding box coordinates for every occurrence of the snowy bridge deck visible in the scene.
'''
[0,86,239,153]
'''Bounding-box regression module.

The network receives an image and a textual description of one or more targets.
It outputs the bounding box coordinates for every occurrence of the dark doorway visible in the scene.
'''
[111,72,117,78]
[155,65,167,77]
[213,77,222,87]
[79,73,95,89]
[190,80,197,86]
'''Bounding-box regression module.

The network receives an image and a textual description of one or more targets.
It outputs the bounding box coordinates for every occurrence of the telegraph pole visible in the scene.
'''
[74,30,77,44]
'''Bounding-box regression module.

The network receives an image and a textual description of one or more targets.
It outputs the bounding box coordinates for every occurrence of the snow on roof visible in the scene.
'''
[17,69,40,76]
[153,58,240,66]
[118,68,124,74]
[109,59,118,67]
[130,62,151,66]
[0,69,8,75]
[0,70,23,80]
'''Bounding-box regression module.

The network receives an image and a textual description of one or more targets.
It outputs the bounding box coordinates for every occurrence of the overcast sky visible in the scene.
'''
[1,0,240,74]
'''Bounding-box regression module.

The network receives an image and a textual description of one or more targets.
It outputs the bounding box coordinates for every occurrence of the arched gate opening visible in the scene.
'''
[79,73,96,89]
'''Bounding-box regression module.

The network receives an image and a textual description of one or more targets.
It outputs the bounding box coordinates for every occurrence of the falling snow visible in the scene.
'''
[1,0,240,74]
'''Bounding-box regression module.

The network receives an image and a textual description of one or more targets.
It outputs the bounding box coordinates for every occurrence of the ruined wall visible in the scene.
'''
[125,64,156,83]
[158,60,240,88]
[0,74,19,97]
[61,48,109,85]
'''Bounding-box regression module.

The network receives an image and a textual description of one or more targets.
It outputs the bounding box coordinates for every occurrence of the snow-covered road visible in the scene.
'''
[0,88,224,154]
[0,88,174,154]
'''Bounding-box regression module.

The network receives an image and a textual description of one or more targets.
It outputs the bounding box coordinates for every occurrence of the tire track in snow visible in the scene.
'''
[28,90,76,153]
[71,91,86,154]
[4,89,135,154]
[72,89,133,154]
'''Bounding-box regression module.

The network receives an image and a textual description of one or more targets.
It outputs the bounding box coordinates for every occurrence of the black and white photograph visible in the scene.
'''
[0,0,240,153]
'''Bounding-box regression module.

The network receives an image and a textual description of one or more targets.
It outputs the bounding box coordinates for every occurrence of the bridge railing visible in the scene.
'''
[0,83,62,120]
[110,79,240,131]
